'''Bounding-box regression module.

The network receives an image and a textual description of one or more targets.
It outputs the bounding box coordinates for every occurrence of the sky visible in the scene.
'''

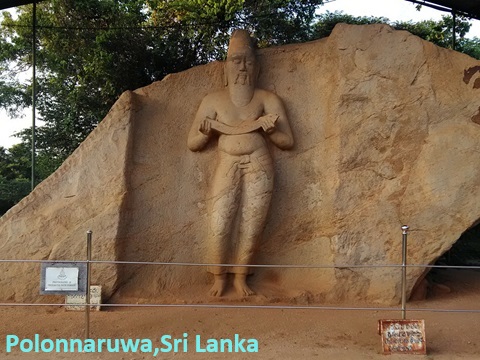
[1,0,479,149]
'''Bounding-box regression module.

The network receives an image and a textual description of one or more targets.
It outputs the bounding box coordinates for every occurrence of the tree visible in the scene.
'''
[0,145,31,215]
[393,15,479,57]
[2,0,153,160]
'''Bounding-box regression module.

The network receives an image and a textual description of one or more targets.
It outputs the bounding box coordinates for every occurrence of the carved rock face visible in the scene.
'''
[1,24,480,304]
[226,52,257,85]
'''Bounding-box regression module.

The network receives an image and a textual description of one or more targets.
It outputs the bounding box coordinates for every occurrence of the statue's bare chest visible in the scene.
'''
[215,97,264,126]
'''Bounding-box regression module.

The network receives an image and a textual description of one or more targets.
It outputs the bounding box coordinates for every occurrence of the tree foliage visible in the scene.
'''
[0,145,31,214]
[393,14,480,59]
[2,0,153,162]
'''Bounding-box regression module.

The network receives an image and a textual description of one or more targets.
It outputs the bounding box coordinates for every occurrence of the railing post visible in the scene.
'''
[85,230,92,339]
[31,0,37,190]
[401,225,409,319]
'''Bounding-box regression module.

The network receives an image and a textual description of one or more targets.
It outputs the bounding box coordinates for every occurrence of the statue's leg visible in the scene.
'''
[207,154,240,296]
[232,153,274,296]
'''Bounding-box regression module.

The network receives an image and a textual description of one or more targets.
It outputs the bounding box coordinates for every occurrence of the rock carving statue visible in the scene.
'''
[187,29,294,296]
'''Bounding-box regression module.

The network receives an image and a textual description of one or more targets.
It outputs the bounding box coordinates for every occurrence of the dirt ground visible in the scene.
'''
[0,269,479,360]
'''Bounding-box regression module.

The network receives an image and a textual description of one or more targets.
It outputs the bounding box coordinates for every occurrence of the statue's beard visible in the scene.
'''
[234,73,251,85]
[229,76,255,106]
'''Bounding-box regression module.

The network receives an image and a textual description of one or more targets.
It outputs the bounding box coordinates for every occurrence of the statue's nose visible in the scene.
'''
[239,59,246,70]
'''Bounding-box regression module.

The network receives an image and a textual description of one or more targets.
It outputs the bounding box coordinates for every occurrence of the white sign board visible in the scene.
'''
[40,262,87,295]
[45,267,79,291]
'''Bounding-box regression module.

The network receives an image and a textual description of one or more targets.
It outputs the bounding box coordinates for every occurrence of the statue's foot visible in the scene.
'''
[209,275,227,297]
[233,275,255,296]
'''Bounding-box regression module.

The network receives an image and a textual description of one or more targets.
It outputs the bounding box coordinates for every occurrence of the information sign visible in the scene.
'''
[40,262,87,295]
[378,319,426,355]
[65,285,102,311]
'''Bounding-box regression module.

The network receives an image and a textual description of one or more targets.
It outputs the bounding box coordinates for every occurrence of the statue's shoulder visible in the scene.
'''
[205,88,227,99]
[201,89,227,105]
[255,88,282,103]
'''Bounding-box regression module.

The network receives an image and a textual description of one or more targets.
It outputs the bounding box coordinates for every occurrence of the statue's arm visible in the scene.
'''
[187,96,216,152]
[262,92,294,150]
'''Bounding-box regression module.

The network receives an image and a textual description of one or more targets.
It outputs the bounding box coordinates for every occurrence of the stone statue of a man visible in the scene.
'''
[187,29,294,297]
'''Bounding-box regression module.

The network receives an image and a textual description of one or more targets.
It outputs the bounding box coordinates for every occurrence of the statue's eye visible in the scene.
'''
[233,59,242,64]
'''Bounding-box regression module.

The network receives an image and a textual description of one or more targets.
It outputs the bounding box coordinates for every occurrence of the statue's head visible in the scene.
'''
[224,29,259,87]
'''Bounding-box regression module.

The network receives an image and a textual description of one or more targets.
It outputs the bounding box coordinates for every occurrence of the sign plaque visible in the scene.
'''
[45,267,79,291]
[40,262,87,295]
[65,285,102,311]
[378,319,426,355]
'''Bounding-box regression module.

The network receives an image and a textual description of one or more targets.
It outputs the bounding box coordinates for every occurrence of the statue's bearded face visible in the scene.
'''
[225,50,257,86]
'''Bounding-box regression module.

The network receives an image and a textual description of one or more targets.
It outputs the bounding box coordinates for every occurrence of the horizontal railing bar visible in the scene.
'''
[408,264,480,269]
[0,258,479,270]
[0,302,479,313]
[91,260,400,268]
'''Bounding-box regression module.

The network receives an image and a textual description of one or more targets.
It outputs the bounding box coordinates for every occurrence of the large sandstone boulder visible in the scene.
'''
[1,23,479,305]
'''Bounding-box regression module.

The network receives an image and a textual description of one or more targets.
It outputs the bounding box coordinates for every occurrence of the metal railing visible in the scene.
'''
[0,226,479,338]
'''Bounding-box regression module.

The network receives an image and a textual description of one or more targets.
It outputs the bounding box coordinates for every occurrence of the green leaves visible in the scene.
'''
[0,145,32,214]
[0,176,30,214]
[394,15,472,50]
[165,0,244,22]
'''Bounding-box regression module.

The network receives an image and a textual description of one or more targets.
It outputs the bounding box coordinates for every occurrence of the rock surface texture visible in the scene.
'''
[1,24,479,305]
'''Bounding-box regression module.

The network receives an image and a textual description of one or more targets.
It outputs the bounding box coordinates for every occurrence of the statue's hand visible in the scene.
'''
[199,117,213,135]
[259,114,277,134]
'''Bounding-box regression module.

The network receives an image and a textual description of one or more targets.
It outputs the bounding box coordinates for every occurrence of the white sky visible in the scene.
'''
[1,0,479,149]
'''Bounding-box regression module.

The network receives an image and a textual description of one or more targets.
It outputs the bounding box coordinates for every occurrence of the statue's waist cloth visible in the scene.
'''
[207,147,274,275]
